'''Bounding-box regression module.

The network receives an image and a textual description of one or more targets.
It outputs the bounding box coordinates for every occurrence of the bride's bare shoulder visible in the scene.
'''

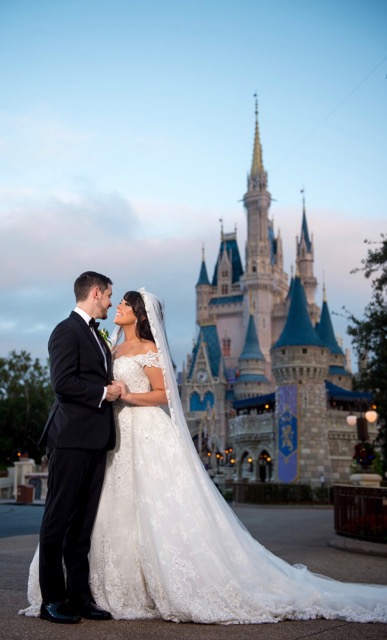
[140,340,157,354]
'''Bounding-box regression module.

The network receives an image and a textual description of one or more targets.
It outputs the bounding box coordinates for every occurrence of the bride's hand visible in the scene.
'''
[116,380,128,397]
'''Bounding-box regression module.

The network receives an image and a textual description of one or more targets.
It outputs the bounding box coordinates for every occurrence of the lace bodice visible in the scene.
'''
[113,351,162,393]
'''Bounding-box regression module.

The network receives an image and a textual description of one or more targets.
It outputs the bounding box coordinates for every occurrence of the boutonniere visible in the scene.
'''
[99,327,112,346]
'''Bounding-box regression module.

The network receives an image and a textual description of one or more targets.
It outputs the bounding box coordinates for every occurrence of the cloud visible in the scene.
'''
[0,188,140,289]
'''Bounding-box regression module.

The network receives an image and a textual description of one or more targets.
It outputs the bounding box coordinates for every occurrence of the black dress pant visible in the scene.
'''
[39,447,107,604]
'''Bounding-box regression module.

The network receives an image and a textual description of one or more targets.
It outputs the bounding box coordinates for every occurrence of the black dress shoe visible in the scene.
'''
[40,601,82,624]
[71,600,112,621]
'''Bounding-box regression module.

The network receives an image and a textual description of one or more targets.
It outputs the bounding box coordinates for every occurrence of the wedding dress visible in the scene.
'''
[20,290,387,624]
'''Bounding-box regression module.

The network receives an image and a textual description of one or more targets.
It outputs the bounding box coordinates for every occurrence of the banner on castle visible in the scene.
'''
[277,385,298,482]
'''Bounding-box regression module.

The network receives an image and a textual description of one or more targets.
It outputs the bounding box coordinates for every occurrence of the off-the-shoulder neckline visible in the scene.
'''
[114,350,158,361]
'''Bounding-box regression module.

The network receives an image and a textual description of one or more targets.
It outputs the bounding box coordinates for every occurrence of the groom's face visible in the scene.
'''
[96,285,113,320]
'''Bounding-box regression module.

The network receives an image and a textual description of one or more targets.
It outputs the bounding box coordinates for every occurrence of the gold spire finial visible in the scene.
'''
[251,93,264,176]
[202,243,205,262]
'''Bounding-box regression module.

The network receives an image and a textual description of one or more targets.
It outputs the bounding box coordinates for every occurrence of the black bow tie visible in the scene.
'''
[89,318,100,330]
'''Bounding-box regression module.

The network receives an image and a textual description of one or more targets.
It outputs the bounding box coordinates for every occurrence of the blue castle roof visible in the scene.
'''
[240,315,265,361]
[196,259,210,286]
[316,298,344,355]
[286,276,294,301]
[272,276,325,349]
[212,237,244,286]
[301,208,312,252]
[325,381,372,402]
[188,324,222,379]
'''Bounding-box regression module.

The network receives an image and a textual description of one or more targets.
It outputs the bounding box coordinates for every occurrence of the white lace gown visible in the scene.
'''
[21,353,387,623]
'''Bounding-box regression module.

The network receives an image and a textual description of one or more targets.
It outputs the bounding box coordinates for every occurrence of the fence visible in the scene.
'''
[233,482,333,505]
[333,484,387,543]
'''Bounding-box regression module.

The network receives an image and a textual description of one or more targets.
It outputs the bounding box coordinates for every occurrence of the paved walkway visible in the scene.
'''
[1,502,386,640]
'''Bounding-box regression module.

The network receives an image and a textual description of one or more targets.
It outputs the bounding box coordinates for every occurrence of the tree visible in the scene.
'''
[346,234,387,474]
[0,350,54,466]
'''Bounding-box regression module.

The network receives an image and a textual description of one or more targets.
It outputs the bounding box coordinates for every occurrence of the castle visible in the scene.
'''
[180,101,374,486]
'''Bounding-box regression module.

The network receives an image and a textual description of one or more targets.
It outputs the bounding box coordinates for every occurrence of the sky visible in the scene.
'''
[0,0,386,373]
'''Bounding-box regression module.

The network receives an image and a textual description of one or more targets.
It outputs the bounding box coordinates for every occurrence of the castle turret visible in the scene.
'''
[316,285,351,390]
[234,313,270,400]
[271,274,330,485]
[196,245,212,326]
[296,193,318,323]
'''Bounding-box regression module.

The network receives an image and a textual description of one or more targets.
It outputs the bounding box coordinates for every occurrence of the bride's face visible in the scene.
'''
[114,299,136,326]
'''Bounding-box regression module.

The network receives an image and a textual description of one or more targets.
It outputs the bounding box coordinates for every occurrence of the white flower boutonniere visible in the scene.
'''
[99,327,112,347]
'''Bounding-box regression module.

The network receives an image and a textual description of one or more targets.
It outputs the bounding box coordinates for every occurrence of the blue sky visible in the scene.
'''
[0,0,386,371]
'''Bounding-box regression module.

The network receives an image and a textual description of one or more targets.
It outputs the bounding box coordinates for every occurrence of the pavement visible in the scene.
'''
[1,501,386,640]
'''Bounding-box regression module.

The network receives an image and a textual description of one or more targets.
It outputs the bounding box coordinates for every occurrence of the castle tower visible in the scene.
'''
[196,245,211,326]
[241,98,278,363]
[296,193,319,324]
[210,228,245,369]
[234,309,270,400]
[316,284,352,390]
[271,273,331,485]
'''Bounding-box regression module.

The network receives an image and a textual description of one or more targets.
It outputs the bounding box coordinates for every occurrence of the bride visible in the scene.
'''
[22,288,387,624]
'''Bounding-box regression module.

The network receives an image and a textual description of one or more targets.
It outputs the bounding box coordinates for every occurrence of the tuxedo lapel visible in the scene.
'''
[70,311,108,372]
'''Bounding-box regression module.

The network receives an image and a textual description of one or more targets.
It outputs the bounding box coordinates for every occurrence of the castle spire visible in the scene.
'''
[196,244,210,286]
[316,286,344,355]
[250,94,264,176]
[239,314,265,361]
[300,189,312,252]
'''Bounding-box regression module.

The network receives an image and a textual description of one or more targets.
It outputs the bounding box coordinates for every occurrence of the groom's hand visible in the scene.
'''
[106,382,121,402]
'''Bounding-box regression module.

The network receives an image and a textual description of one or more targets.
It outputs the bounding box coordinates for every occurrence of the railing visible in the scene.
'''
[334,484,387,543]
[233,482,333,505]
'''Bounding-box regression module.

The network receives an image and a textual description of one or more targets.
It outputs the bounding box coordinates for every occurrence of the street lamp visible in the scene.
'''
[346,408,378,442]
[346,407,378,470]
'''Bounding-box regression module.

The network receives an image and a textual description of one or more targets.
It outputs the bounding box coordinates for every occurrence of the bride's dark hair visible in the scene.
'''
[123,291,155,343]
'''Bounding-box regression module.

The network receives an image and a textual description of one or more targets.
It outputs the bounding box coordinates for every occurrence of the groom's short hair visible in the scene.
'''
[74,271,113,302]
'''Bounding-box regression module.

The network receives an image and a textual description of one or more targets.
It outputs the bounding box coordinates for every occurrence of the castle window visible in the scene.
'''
[252,264,257,273]
[221,284,228,295]
[222,337,231,357]
[302,348,308,354]
[221,270,228,278]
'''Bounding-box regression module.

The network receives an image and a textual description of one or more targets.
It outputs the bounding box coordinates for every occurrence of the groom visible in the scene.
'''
[38,271,121,624]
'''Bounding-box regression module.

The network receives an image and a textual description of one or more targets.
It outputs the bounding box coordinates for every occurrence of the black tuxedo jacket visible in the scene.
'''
[40,311,116,450]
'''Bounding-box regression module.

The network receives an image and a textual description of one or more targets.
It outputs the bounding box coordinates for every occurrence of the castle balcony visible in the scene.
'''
[229,413,275,445]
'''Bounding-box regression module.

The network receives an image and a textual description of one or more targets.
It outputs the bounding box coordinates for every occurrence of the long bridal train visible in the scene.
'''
[19,290,387,624]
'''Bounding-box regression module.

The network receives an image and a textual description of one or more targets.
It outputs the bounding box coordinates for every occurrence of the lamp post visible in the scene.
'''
[215,452,221,474]
[346,409,377,442]
[347,407,380,487]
